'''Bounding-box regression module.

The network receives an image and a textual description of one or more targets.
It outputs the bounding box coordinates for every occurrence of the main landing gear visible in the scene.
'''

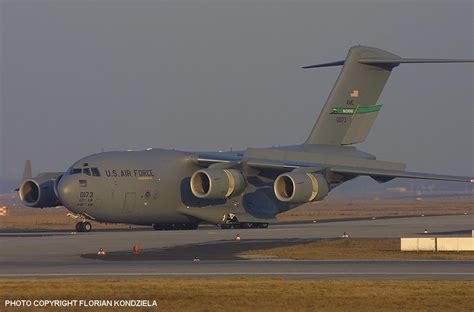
[153,223,199,231]
[75,221,92,232]
[220,213,269,229]
[220,223,269,229]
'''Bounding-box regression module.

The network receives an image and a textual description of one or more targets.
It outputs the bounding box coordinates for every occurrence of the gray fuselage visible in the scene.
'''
[57,145,375,225]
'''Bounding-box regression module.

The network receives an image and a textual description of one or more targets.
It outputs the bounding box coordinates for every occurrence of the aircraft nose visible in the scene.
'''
[57,175,78,211]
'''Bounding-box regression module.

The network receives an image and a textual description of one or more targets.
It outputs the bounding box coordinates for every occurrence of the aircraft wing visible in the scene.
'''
[328,166,473,183]
[195,152,243,164]
[247,159,473,183]
[195,153,473,183]
[255,160,473,183]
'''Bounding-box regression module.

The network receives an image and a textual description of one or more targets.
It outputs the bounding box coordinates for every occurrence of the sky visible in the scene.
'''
[0,0,472,180]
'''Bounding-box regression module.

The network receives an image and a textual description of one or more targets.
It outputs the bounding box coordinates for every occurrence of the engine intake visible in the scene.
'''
[190,169,246,199]
[19,177,60,208]
[274,172,329,203]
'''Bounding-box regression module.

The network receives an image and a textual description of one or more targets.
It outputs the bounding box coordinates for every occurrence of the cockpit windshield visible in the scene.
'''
[91,168,101,176]
[69,168,82,175]
[69,167,101,176]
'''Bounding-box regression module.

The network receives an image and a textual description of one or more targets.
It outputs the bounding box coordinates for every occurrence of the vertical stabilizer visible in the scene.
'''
[305,46,399,145]
[22,160,32,181]
[304,46,474,145]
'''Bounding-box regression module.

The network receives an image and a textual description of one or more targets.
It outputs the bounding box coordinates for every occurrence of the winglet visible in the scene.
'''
[22,160,32,181]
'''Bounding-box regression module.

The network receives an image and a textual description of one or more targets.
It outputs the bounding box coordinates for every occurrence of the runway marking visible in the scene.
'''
[0,272,473,278]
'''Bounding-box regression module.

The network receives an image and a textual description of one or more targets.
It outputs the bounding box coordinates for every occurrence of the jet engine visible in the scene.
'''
[190,169,246,199]
[274,172,329,203]
[19,175,61,208]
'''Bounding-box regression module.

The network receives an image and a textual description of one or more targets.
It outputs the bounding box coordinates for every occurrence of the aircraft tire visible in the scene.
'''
[240,223,252,229]
[153,224,164,230]
[257,223,269,228]
[83,222,92,232]
[75,222,83,232]
[220,224,232,229]
[152,223,198,231]
[186,223,199,230]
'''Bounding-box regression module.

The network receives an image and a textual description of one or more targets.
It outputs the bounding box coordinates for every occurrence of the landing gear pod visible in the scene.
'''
[19,177,60,208]
[190,169,246,199]
[274,172,329,203]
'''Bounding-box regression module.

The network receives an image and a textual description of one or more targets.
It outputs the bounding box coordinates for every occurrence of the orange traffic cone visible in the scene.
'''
[97,248,106,256]
[133,244,141,255]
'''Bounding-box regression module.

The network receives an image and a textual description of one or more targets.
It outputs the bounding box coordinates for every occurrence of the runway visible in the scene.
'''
[1,260,473,280]
[1,214,473,280]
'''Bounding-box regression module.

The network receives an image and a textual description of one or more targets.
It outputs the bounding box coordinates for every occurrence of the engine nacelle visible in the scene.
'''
[190,169,246,199]
[19,176,60,208]
[274,172,329,203]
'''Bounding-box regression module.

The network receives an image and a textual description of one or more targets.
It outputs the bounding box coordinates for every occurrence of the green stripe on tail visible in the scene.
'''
[330,105,382,115]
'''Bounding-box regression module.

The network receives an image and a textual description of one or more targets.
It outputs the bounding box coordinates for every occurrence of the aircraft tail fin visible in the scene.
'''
[304,46,474,145]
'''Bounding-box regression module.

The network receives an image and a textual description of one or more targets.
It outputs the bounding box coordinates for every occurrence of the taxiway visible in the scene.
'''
[1,214,472,280]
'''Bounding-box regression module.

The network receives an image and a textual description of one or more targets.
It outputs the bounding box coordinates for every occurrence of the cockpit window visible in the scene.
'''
[68,167,101,176]
[91,168,101,177]
[69,168,82,175]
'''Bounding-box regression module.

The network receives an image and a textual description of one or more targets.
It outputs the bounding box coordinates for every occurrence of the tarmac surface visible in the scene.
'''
[1,214,473,280]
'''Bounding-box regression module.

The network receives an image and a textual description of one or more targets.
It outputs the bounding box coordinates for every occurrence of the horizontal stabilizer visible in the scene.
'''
[359,58,474,67]
[302,60,345,69]
[303,57,474,69]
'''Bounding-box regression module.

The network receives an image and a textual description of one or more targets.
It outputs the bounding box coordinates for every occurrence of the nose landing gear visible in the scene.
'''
[75,221,92,232]
[67,213,92,232]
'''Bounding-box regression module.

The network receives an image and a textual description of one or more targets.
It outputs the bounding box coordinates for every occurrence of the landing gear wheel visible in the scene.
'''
[164,224,174,230]
[257,223,269,229]
[240,222,252,229]
[82,221,92,232]
[221,224,232,229]
[75,221,92,232]
[153,223,199,230]
[75,222,82,232]
[153,224,164,230]
[186,223,199,230]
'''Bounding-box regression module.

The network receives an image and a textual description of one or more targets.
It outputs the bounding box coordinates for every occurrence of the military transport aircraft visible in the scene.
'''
[18,46,474,232]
